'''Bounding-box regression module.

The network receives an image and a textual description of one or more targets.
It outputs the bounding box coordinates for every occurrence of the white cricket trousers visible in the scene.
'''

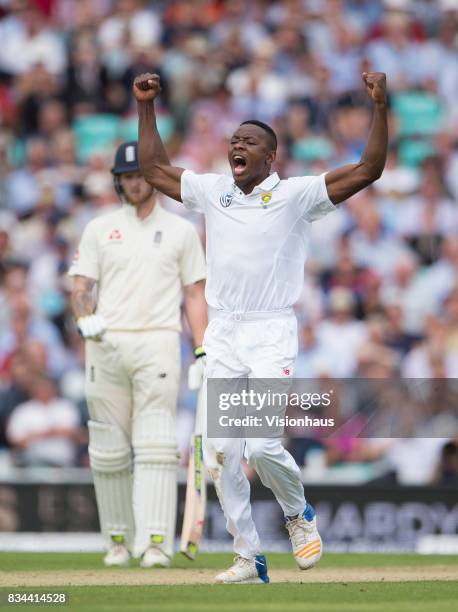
[203,310,306,559]
[85,330,180,557]
[85,330,180,437]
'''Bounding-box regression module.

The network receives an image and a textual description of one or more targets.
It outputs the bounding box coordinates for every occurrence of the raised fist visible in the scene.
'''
[133,73,161,102]
[362,72,387,106]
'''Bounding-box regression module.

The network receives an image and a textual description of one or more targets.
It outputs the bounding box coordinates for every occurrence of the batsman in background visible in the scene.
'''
[69,141,207,568]
[134,71,388,583]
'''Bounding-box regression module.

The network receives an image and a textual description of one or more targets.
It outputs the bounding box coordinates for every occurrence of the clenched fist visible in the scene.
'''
[133,73,161,102]
[362,72,387,106]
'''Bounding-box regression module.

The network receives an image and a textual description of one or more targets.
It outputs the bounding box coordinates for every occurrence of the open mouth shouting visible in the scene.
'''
[232,154,247,177]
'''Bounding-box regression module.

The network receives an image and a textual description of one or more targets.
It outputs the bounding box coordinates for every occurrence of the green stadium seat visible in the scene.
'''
[292,137,334,161]
[119,115,176,144]
[73,115,121,163]
[392,92,443,137]
[398,138,436,167]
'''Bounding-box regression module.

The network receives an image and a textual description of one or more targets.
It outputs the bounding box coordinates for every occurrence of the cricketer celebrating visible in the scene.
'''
[69,141,207,568]
[133,71,388,583]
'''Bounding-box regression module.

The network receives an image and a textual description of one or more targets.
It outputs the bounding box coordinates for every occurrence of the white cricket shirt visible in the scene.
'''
[7,398,80,466]
[181,171,335,313]
[68,203,206,331]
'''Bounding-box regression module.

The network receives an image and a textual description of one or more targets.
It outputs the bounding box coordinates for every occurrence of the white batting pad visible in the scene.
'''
[88,420,135,551]
[132,410,178,558]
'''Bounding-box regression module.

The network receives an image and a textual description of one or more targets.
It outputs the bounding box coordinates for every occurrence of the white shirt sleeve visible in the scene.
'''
[180,170,221,213]
[180,224,207,287]
[68,222,100,280]
[286,173,336,222]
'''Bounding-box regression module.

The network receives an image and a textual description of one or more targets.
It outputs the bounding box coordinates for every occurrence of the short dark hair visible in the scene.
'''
[240,120,277,151]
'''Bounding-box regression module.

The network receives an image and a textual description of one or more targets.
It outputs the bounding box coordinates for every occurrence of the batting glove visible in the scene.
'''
[76,314,107,341]
[188,345,206,390]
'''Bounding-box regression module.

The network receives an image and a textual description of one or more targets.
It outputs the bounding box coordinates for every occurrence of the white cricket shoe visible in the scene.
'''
[286,505,322,570]
[215,554,270,584]
[140,546,171,568]
[103,543,130,567]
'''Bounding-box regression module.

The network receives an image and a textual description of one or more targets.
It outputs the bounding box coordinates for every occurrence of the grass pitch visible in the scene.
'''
[0,552,457,611]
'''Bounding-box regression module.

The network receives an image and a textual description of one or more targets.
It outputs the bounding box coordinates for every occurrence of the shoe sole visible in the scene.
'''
[215,577,269,584]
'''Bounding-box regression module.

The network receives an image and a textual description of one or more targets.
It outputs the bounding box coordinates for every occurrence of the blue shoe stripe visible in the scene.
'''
[255,555,270,584]
[285,503,316,524]
[303,503,315,521]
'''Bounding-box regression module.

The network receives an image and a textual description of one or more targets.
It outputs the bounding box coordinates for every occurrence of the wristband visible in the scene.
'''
[194,345,206,359]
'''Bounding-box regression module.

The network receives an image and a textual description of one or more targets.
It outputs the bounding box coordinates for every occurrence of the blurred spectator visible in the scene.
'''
[402,316,458,378]
[373,143,419,200]
[64,33,104,117]
[0,0,67,77]
[320,22,363,94]
[425,237,458,306]
[315,287,368,377]
[432,440,458,485]
[0,211,15,262]
[211,0,268,55]
[0,291,70,378]
[348,189,413,277]
[6,374,81,466]
[443,287,458,352]
[0,347,31,447]
[380,252,438,335]
[14,63,60,137]
[382,437,450,484]
[5,136,51,215]
[397,160,457,265]
[98,0,161,75]
[294,321,332,377]
[366,6,423,90]
[227,41,289,122]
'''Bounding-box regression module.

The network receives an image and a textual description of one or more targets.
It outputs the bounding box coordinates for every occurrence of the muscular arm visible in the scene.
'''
[325,72,388,205]
[134,74,184,202]
[71,275,96,319]
[183,280,207,348]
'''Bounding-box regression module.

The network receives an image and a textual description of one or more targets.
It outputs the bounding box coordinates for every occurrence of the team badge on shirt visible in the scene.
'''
[108,229,122,241]
[260,193,272,208]
[220,192,234,208]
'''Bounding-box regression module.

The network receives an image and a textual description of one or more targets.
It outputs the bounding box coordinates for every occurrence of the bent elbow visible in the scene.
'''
[362,164,384,185]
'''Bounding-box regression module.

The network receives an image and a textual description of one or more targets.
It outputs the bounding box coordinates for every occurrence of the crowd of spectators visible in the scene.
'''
[0,0,457,483]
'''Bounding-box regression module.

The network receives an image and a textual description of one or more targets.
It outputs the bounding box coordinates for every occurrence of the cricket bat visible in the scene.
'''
[180,373,207,560]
